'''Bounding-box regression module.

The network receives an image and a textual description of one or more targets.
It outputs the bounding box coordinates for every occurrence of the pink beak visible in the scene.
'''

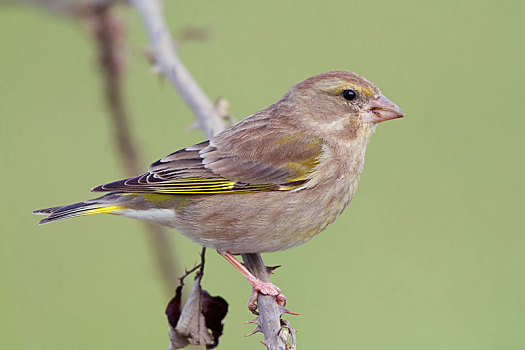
[365,94,405,123]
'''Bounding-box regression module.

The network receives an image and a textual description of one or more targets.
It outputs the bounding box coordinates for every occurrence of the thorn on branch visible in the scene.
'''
[267,265,282,274]
[279,306,300,316]
[245,317,260,325]
[245,325,263,337]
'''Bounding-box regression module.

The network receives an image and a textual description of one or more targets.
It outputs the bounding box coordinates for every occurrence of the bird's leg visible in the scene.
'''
[217,251,286,312]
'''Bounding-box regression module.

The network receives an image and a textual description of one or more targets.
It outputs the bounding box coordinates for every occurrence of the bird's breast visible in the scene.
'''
[281,141,368,247]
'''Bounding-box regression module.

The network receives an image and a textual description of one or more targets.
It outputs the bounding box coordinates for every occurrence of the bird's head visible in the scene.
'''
[286,71,404,140]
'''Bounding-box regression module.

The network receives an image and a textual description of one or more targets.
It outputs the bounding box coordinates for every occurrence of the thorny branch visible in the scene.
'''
[131,0,295,348]
[242,254,295,350]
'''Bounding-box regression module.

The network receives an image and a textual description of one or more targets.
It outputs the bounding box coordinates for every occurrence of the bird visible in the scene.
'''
[34,70,404,309]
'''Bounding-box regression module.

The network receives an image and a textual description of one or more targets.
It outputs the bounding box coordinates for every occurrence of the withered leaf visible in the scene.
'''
[166,274,229,349]
[168,326,190,350]
[201,290,228,349]
[175,275,213,346]
[166,285,183,328]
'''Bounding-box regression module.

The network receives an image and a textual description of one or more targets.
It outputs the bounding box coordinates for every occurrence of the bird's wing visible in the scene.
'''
[92,117,323,194]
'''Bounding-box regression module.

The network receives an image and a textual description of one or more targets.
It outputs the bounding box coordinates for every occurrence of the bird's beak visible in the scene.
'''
[363,94,405,123]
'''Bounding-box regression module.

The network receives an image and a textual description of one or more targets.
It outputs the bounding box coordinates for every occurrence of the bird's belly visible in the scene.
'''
[170,182,357,254]
[118,208,177,225]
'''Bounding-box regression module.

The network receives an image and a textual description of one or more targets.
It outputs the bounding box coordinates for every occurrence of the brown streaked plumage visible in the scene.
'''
[34,71,404,306]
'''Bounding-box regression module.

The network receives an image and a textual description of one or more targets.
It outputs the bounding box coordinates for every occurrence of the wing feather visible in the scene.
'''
[92,115,323,195]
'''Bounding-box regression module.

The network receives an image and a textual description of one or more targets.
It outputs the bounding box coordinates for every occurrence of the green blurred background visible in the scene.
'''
[1,1,524,349]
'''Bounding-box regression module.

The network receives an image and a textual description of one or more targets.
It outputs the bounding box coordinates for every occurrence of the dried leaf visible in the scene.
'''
[174,275,213,346]
[166,270,228,349]
[166,285,183,328]
[201,290,228,349]
[168,327,190,350]
[166,285,189,350]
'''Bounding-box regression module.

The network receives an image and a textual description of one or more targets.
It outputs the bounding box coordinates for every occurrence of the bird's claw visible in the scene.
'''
[247,282,286,314]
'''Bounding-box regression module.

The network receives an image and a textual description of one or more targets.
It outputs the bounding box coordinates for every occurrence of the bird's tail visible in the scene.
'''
[33,195,123,225]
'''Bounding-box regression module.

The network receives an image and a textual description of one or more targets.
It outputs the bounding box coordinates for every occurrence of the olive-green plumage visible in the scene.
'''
[34,71,404,254]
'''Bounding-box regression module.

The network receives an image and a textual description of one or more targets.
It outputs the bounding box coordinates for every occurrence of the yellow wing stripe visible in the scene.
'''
[82,205,122,216]
[146,186,274,194]
[109,177,307,195]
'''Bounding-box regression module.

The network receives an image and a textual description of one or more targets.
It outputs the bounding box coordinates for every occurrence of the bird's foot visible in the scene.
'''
[247,280,286,313]
[217,250,289,313]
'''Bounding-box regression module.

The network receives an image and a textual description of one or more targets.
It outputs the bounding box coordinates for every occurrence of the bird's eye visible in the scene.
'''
[341,89,357,101]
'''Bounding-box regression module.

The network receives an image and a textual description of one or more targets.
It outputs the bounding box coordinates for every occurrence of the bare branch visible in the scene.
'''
[90,4,179,292]
[131,0,226,139]
[90,4,136,175]
[8,0,125,17]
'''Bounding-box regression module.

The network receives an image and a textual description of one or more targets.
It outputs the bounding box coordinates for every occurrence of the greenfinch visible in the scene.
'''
[34,71,404,303]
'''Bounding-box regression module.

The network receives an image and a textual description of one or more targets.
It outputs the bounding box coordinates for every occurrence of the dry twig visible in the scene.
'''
[90,3,180,292]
